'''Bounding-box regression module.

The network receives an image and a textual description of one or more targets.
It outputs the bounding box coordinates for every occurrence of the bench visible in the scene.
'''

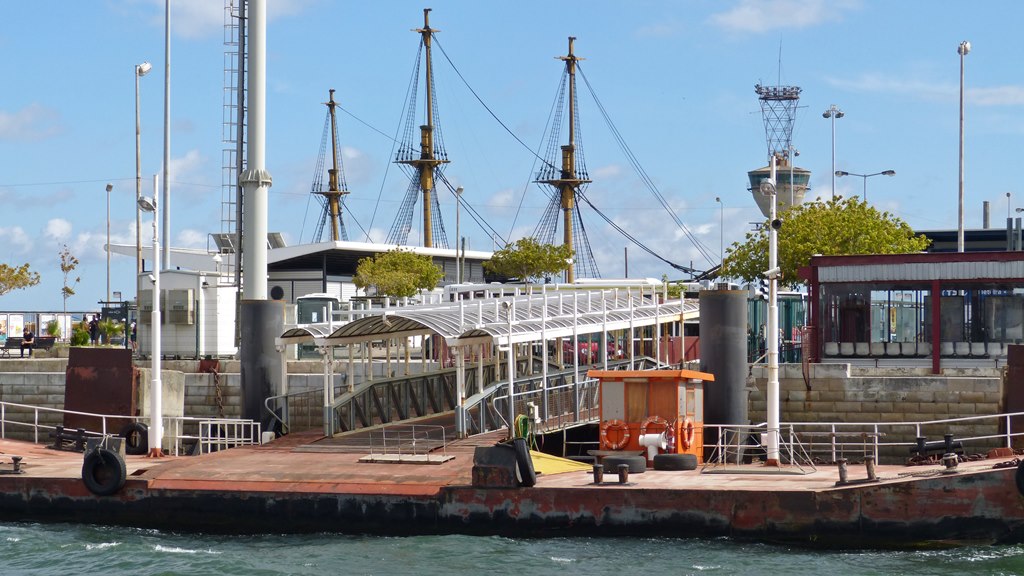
[34,336,56,351]
[0,337,22,358]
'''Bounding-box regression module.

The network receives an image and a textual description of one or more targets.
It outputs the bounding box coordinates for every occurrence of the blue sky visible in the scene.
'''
[2,0,1023,311]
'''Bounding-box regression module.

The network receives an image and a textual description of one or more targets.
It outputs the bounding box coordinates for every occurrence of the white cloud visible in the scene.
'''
[0,226,33,254]
[709,0,860,34]
[176,228,206,249]
[44,219,73,242]
[0,103,61,141]
[824,74,1024,106]
[593,164,624,179]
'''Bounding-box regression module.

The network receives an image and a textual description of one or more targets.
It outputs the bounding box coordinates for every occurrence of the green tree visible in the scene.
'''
[59,244,80,316]
[720,196,930,286]
[0,263,41,297]
[483,237,574,283]
[353,249,443,298]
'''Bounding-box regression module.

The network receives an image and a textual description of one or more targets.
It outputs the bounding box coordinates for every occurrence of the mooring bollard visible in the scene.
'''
[617,463,629,484]
[592,463,604,484]
[837,458,848,484]
[865,455,876,481]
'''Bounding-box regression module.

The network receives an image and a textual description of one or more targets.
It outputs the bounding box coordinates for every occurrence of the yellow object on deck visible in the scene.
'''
[529,451,592,475]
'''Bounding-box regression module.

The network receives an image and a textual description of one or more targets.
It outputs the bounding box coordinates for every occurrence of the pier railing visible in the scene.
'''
[0,400,261,456]
[704,411,1024,466]
[366,424,449,461]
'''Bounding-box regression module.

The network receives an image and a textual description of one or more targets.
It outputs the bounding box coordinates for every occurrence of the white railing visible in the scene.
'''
[0,400,260,456]
[368,424,448,459]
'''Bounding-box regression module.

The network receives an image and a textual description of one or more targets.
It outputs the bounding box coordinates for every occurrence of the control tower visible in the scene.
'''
[748,83,811,218]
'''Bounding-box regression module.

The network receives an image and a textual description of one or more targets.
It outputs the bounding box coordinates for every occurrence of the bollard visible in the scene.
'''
[942,453,959,472]
[837,458,848,484]
[864,455,876,481]
[11,456,21,473]
[617,463,629,484]
[592,463,604,484]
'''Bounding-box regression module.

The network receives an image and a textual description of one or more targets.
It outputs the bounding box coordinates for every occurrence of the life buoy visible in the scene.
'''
[600,419,630,450]
[640,416,674,450]
[681,416,695,450]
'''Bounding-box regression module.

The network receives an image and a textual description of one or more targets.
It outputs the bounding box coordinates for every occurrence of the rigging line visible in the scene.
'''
[343,196,371,242]
[433,38,556,173]
[367,46,421,243]
[577,190,701,275]
[339,106,398,144]
[577,65,716,267]
[510,69,563,240]
[435,171,507,246]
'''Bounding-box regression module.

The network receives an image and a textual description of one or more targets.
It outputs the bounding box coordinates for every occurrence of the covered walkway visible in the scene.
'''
[277,283,699,438]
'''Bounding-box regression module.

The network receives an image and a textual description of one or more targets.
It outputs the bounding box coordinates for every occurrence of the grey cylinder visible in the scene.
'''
[240,299,284,429]
[699,289,748,428]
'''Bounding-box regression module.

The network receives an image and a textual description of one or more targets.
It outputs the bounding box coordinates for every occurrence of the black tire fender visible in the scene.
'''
[603,454,647,474]
[82,447,127,496]
[119,422,149,456]
[653,453,699,471]
[512,437,537,487]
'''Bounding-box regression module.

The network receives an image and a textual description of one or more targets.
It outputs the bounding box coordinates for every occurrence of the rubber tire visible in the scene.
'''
[513,438,537,487]
[603,454,646,474]
[653,453,699,471]
[82,447,127,496]
[1016,459,1024,497]
[119,422,149,456]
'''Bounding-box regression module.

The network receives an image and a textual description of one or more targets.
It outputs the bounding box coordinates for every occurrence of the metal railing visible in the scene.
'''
[0,400,261,456]
[366,424,448,459]
[704,411,1024,466]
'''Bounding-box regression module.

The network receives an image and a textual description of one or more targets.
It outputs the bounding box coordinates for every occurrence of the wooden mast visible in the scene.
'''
[322,88,348,242]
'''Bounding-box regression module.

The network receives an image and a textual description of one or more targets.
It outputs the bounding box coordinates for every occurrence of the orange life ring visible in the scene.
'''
[600,419,630,450]
[640,415,675,451]
[680,416,695,450]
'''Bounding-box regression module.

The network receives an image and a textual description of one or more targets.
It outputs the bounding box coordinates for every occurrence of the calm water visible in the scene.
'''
[2,522,1024,576]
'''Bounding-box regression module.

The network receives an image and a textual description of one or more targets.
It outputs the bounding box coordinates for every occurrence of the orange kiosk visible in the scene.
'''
[587,369,714,464]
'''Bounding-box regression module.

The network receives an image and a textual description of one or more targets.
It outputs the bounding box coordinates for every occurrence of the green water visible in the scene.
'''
[2,522,1023,576]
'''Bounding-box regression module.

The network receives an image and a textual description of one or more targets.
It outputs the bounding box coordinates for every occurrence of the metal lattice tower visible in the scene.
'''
[388,8,450,249]
[533,37,597,283]
[755,83,801,163]
[221,0,247,286]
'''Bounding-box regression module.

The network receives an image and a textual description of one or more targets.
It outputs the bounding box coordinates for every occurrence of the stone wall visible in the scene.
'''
[748,363,1005,464]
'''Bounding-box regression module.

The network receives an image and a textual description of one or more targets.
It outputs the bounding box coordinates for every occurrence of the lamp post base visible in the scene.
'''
[146,448,166,458]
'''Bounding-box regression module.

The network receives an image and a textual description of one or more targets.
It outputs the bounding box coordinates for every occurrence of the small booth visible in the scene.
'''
[587,369,714,464]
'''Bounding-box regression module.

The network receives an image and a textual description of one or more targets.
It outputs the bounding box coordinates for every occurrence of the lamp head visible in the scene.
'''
[137,196,157,213]
[758,178,776,196]
[137,61,153,76]
[882,170,896,177]
[105,183,113,192]
[958,41,971,56]
[835,171,849,177]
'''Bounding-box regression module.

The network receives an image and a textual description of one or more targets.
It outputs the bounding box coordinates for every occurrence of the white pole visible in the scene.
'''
[149,193,163,457]
[241,0,271,299]
[106,184,111,304]
[766,154,780,465]
[455,187,462,284]
[161,0,171,270]
[957,41,971,253]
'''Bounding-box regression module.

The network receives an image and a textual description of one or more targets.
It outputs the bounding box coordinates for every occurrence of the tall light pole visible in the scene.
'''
[958,40,971,253]
[834,170,896,202]
[106,184,113,304]
[455,186,463,284]
[758,155,780,465]
[1008,192,1013,219]
[135,61,152,288]
[137,195,163,458]
[822,105,844,199]
[714,196,723,266]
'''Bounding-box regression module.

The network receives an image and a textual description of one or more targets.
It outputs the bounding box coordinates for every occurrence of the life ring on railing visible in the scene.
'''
[640,416,674,450]
[680,417,695,450]
[600,419,630,450]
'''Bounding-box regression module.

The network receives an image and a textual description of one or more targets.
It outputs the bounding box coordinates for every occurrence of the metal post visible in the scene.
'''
[455,186,462,284]
[958,41,971,253]
[506,302,515,439]
[823,105,843,200]
[162,0,171,270]
[148,198,163,457]
[105,184,112,304]
[766,155,780,465]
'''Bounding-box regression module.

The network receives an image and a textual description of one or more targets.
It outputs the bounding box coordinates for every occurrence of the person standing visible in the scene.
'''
[89,315,99,345]
[20,326,34,358]
[130,321,137,353]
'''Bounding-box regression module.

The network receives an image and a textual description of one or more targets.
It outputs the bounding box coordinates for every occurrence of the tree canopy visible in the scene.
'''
[0,263,41,297]
[483,237,574,283]
[353,249,443,298]
[720,196,930,286]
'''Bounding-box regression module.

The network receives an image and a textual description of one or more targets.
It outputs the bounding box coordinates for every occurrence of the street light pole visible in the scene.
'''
[714,197,723,266]
[822,105,844,199]
[759,155,780,465]
[958,40,971,253]
[834,170,896,202]
[455,186,463,284]
[135,61,152,290]
[106,184,113,304]
[137,195,163,458]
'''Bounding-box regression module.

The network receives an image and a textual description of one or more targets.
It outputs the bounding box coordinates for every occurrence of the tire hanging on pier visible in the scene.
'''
[119,422,149,456]
[512,437,537,487]
[82,447,127,496]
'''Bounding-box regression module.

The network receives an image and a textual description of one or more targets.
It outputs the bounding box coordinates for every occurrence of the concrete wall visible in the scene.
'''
[748,363,1005,464]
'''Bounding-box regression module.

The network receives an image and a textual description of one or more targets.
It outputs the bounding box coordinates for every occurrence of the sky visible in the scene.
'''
[2,0,1023,311]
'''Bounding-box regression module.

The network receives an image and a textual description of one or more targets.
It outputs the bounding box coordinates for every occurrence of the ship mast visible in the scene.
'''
[396,7,448,248]
[320,88,349,242]
[536,37,591,283]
